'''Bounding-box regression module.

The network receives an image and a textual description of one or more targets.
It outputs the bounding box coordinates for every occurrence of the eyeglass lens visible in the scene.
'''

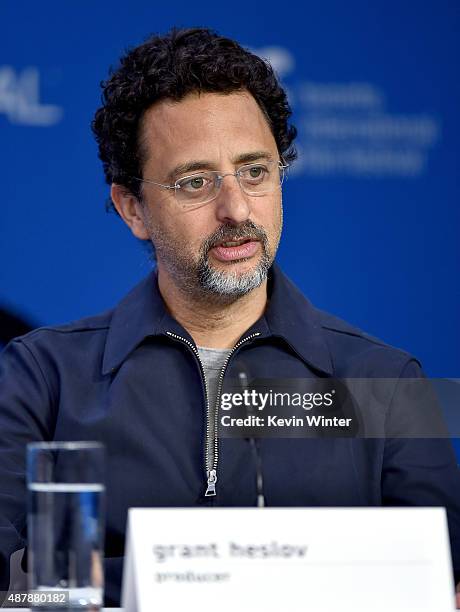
[175,162,285,208]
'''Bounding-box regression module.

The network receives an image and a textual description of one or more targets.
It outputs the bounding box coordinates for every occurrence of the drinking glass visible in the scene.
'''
[27,442,105,610]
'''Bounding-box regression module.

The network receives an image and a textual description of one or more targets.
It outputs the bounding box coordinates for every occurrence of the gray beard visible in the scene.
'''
[197,250,271,298]
[149,218,279,302]
[195,220,273,299]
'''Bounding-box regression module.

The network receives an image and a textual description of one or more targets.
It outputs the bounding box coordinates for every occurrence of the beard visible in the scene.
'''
[197,220,273,298]
[148,218,280,302]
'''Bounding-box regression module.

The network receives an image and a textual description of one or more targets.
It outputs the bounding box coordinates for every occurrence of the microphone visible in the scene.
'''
[238,370,265,508]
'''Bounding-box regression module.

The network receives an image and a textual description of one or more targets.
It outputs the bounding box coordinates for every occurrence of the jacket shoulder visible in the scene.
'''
[317,308,391,347]
[9,308,113,351]
[314,308,419,376]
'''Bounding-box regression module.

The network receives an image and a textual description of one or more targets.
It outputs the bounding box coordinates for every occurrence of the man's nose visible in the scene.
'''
[214,174,251,225]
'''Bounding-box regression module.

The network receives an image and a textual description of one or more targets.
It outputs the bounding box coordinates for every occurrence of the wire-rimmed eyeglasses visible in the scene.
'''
[132,160,288,210]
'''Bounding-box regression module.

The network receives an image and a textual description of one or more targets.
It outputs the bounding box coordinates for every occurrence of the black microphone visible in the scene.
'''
[238,369,265,508]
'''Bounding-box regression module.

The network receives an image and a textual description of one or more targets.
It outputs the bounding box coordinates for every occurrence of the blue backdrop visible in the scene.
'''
[1,1,458,378]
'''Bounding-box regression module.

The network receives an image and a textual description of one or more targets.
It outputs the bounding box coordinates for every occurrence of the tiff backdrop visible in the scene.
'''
[1,1,459,379]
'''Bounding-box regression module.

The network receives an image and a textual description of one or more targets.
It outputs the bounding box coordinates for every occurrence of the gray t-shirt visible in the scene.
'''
[197,346,231,468]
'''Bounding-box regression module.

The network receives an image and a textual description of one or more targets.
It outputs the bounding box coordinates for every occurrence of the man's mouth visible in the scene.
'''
[210,237,260,262]
[216,238,253,248]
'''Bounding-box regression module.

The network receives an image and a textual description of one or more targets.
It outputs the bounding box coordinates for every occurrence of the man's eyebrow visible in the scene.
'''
[232,150,275,165]
[167,160,214,181]
[167,151,275,182]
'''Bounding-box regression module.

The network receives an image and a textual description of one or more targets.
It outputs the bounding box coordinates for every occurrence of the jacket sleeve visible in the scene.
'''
[0,338,55,590]
[381,359,460,580]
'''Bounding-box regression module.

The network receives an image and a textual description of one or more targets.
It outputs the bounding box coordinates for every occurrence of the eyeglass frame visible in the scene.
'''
[130,159,289,208]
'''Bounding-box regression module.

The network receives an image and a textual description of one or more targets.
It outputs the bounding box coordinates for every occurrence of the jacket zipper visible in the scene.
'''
[165,330,261,498]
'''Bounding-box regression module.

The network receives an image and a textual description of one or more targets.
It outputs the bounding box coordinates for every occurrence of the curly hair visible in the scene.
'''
[92,27,297,211]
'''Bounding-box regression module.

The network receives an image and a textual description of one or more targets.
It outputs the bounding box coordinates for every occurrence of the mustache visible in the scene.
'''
[202,221,268,253]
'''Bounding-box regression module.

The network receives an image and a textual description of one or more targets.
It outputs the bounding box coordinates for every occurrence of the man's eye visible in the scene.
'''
[190,177,205,189]
[249,166,263,178]
[180,176,209,191]
[241,165,267,181]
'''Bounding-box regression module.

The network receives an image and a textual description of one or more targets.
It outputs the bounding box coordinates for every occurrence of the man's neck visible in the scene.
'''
[157,268,268,349]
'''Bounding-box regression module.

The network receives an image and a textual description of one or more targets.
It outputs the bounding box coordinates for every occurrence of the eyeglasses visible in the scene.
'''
[132,160,288,210]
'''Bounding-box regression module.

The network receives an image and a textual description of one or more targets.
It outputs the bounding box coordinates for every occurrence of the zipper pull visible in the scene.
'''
[205,469,217,497]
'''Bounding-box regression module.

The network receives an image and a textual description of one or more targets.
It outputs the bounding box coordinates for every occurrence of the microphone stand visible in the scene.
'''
[238,371,265,508]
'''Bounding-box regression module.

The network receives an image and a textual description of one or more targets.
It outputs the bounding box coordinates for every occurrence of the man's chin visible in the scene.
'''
[197,255,270,298]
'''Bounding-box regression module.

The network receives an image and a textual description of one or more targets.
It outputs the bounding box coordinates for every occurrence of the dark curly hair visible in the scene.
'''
[92,27,297,212]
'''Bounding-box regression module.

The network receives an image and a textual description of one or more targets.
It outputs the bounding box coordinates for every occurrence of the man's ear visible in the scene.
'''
[110,183,150,240]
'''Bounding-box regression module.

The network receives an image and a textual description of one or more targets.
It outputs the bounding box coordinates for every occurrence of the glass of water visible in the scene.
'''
[27,442,105,610]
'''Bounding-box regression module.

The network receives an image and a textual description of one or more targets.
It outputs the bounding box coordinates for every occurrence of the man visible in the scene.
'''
[1,28,460,606]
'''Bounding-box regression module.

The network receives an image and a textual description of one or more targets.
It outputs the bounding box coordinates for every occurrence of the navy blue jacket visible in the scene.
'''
[1,264,460,605]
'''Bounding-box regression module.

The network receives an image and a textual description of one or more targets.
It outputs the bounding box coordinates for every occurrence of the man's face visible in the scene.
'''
[135,90,283,300]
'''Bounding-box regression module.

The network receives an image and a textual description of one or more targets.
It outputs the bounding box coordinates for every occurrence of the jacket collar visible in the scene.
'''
[262,264,333,375]
[102,264,333,376]
[102,272,169,375]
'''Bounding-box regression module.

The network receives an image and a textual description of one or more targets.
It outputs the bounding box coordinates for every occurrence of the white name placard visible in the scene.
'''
[121,507,455,612]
